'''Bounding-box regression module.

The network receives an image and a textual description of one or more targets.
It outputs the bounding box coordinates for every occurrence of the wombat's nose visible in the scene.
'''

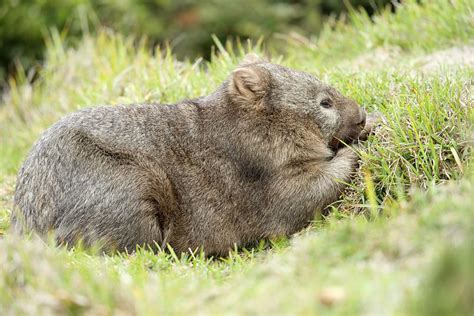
[357,109,366,128]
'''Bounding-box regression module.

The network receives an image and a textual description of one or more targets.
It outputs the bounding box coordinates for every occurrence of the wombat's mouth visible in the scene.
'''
[329,137,351,151]
[329,126,365,150]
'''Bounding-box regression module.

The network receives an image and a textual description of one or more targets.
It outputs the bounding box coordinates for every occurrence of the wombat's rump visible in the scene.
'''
[12,57,371,256]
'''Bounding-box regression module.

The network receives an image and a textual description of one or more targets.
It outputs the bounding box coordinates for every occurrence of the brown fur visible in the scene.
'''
[11,57,371,256]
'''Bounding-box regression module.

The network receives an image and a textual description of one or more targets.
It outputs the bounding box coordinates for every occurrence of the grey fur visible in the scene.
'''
[11,59,368,256]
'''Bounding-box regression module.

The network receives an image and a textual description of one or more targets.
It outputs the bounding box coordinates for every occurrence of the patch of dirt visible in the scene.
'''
[416,45,474,72]
[348,46,402,70]
[346,44,474,72]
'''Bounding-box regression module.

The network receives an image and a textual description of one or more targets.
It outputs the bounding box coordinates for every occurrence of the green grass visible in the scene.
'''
[1,0,473,314]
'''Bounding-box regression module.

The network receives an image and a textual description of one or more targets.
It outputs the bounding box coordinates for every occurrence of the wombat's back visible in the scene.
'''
[11,105,171,251]
[12,120,74,235]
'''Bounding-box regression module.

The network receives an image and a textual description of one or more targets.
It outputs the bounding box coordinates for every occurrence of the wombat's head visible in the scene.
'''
[228,56,366,149]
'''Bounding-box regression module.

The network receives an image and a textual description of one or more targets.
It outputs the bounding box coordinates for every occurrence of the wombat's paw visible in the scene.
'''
[358,111,385,141]
[335,146,359,167]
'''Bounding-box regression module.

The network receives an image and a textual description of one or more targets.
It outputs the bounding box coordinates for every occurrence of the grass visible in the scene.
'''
[1,0,473,314]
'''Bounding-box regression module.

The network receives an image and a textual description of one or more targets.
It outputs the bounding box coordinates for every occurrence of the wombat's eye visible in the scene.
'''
[320,99,332,109]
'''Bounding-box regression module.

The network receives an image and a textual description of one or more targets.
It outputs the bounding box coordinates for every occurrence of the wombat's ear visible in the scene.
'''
[229,66,270,106]
[240,53,267,65]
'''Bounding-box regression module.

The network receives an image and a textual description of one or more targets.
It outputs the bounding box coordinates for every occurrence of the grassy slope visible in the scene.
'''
[0,0,473,314]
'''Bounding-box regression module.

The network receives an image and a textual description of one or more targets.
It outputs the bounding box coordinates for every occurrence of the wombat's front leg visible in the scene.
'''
[320,146,358,203]
[270,146,358,235]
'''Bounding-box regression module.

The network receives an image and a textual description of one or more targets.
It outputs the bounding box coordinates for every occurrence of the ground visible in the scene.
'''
[0,0,473,315]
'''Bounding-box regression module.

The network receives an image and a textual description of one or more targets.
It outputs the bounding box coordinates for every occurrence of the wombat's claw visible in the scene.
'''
[358,112,385,141]
[368,111,386,124]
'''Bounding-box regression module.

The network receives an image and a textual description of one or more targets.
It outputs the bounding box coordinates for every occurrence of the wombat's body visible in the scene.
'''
[12,58,369,255]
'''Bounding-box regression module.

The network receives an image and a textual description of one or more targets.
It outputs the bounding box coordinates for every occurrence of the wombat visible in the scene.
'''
[11,56,375,256]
